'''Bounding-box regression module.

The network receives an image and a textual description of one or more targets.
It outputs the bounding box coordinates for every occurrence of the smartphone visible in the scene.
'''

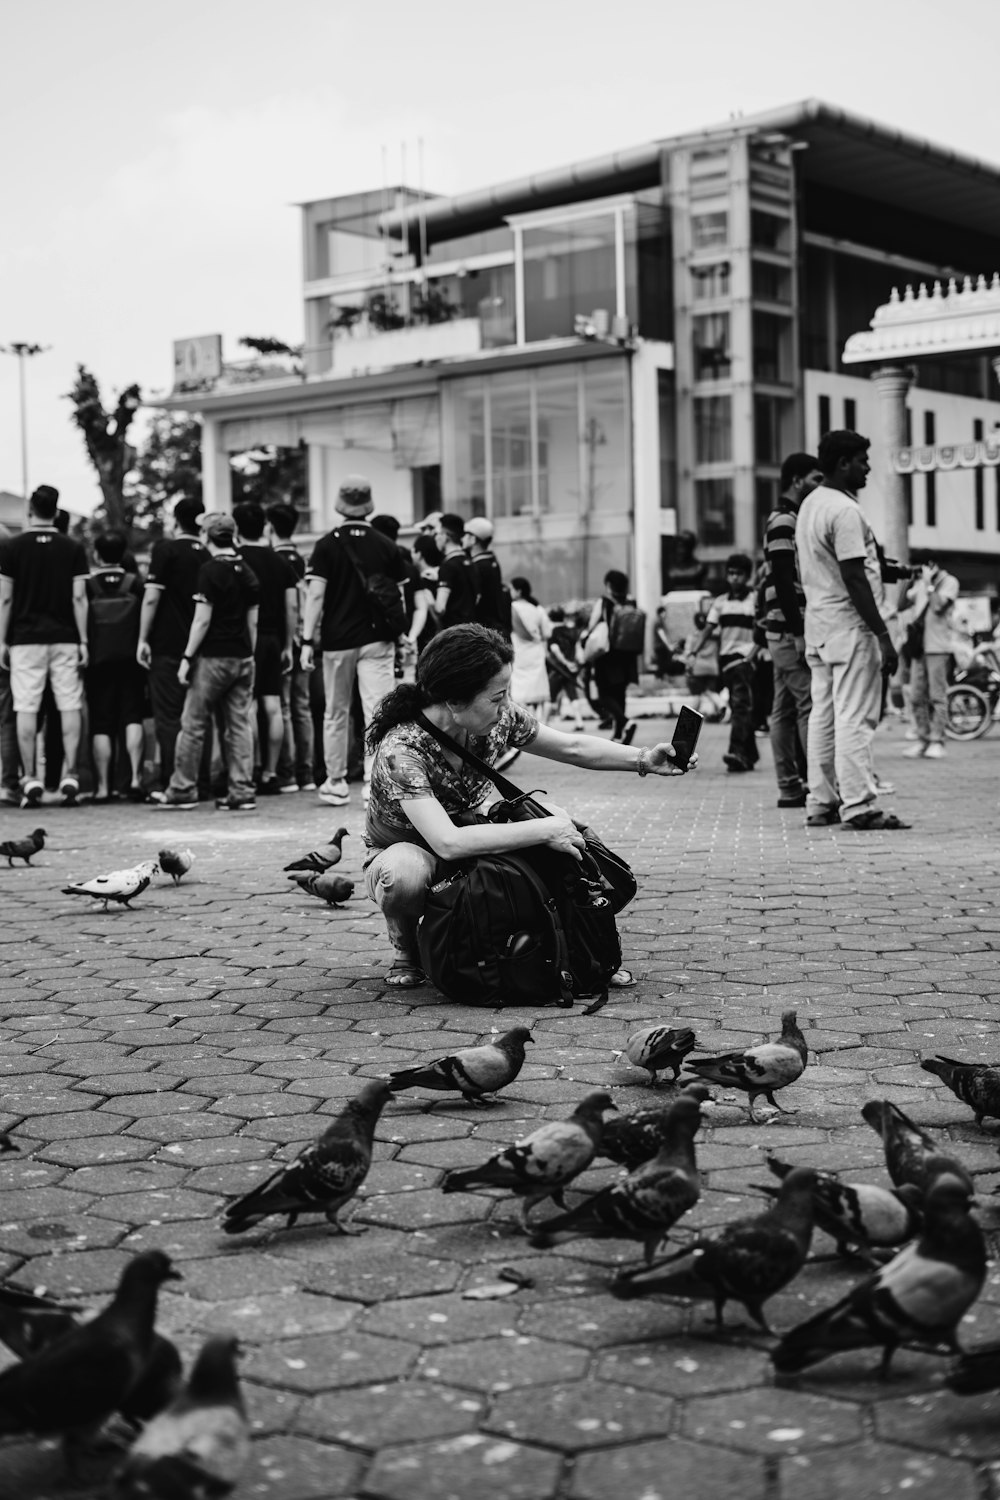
[671,705,703,770]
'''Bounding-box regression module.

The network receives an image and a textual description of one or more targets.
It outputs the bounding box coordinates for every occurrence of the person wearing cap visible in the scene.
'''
[0,484,90,808]
[434,514,479,630]
[153,512,260,811]
[463,517,511,639]
[300,477,407,807]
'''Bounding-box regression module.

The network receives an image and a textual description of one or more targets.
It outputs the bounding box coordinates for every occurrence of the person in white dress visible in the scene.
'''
[509,577,552,718]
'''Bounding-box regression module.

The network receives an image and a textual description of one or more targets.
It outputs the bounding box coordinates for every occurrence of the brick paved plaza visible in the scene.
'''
[1,715,999,1500]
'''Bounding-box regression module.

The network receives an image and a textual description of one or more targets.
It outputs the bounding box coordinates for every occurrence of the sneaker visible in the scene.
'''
[20,778,43,809]
[278,781,300,794]
[215,795,257,811]
[904,727,921,741]
[318,778,349,806]
[152,792,199,810]
[620,720,638,747]
[258,776,282,797]
[0,788,19,806]
[924,742,946,759]
[298,781,317,792]
[723,754,751,773]
[777,792,808,808]
[902,743,926,759]
[59,774,80,805]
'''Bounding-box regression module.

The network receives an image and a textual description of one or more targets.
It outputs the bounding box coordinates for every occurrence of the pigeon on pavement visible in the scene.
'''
[442,1091,616,1229]
[158,848,195,885]
[114,1334,249,1499]
[286,869,355,906]
[946,1342,1000,1394]
[0,827,46,866]
[762,1155,923,1266]
[284,827,349,873]
[222,1080,391,1235]
[681,1009,808,1121]
[600,1084,712,1171]
[63,859,159,911]
[772,1174,986,1379]
[532,1092,704,1264]
[388,1027,533,1106]
[623,1024,697,1085]
[0,1250,181,1467]
[614,1166,817,1331]
[861,1098,975,1196]
[921,1055,1000,1128]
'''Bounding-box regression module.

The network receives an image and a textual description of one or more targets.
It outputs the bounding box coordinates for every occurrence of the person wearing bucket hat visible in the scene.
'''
[300,477,407,807]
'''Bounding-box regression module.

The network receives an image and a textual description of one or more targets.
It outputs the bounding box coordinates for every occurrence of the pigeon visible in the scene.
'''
[388,1027,533,1107]
[442,1091,617,1230]
[614,1166,817,1332]
[0,1250,181,1467]
[158,847,195,885]
[600,1084,712,1171]
[284,827,349,874]
[0,1130,17,1153]
[861,1098,975,1197]
[772,1174,986,1379]
[63,859,159,911]
[286,869,355,906]
[623,1024,697,1085]
[680,1009,808,1121]
[113,1335,249,1499]
[0,1282,182,1425]
[532,1092,704,1264]
[921,1055,1000,1128]
[763,1155,923,1266]
[0,827,46,866]
[222,1079,391,1235]
[946,1342,1000,1395]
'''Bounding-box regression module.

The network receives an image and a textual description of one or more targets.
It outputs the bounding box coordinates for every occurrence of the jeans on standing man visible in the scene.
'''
[768,633,812,800]
[169,656,256,803]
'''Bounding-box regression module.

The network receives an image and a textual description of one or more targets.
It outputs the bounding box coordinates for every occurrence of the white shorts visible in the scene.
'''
[9,642,84,713]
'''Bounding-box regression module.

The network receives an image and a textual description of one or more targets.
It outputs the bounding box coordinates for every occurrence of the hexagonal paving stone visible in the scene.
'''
[484,1380,674,1449]
[296,1381,483,1448]
[174,1290,359,1342]
[596,1338,771,1397]
[875,1387,1000,1459]
[361,1292,518,1346]
[421,1335,589,1392]
[242,1435,364,1498]
[362,1434,563,1500]
[778,1441,981,1499]
[355,1187,492,1230]
[569,1436,766,1500]
[518,1293,688,1348]
[682,1386,862,1454]
[301,1249,461,1303]
[245,1330,417,1392]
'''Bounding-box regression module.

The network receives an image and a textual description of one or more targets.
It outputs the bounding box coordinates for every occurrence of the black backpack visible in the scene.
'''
[336,528,406,639]
[610,603,647,654]
[415,718,635,1011]
[87,573,141,665]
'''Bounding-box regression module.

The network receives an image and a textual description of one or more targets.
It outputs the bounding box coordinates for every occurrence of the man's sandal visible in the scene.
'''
[609,969,636,988]
[846,810,911,831]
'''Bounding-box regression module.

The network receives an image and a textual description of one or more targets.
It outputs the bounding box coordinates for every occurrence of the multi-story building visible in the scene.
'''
[159,99,1000,613]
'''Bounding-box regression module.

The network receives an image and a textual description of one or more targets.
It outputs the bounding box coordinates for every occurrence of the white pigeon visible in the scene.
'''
[158,847,195,885]
[63,860,159,910]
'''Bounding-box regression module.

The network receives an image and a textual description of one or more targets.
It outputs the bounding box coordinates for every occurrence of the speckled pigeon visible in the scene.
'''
[600,1084,711,1171]
[623,1024,697,1085]
[285,869,355,906]
[284,827,348,873]
[0,827,45,866]
[63,859,159,910]
[764,1155,923,1266]
[921,1056,1000,1128]
[681,1009,807,1120]
[861,1098,974,1196]
[389,1027,533,1106]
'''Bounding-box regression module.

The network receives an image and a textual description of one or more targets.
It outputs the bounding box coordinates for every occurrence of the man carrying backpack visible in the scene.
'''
[464,517,511,639]
[86,532,147,802]
[299,476,406,808]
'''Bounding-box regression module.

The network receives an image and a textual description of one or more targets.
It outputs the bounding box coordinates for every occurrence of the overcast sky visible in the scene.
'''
[2,0,998,515]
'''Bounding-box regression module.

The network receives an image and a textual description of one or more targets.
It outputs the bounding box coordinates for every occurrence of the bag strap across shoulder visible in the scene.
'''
[333,527,369,592]
[416,712,524,802]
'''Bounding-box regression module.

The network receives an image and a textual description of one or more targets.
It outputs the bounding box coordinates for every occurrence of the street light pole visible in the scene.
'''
[1,342,49,513]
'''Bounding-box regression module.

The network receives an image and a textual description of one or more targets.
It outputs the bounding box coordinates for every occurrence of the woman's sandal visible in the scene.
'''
[609,969,636,988]
[386,959,426,988]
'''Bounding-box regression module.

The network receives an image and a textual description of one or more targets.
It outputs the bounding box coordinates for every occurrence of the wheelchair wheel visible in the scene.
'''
[945,684,992,740]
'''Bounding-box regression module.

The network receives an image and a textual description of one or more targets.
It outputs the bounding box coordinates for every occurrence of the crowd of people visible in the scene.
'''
[0,477,650,813]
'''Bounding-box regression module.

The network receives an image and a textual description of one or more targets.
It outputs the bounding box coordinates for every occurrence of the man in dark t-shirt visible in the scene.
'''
[137,497,209,792]
[463,516,509,638]
[0,484,89,807]
[434,513,479,628]
[153,513,260,812]
[300,476,406,808]
[234,501,298,794]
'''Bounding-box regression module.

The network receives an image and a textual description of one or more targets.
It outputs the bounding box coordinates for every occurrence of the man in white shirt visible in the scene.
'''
[796,430,908,831]
[901,557,959,760]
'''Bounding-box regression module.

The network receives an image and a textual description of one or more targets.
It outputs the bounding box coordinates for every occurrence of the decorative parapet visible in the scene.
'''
[844,274,1000,363]
[892,438,1000,473]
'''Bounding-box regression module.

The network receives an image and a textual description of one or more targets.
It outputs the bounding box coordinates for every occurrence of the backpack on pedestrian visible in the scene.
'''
[610,602,647,654]
[336,528,406,639]
[87,574,141,665]
[415,717,636,1010]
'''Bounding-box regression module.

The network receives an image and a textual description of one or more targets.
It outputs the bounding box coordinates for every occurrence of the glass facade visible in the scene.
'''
[692,312,731,380]
[692,262,731,300]
[522,215,618,342]
[694,478,734,546]
[694,396,732,464]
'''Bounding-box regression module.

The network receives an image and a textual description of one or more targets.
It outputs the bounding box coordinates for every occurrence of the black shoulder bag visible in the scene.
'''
[336,527,406,639]
[415,715,637,1012]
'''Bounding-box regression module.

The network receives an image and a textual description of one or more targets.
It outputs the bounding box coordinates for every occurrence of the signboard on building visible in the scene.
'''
[173,335,223,390]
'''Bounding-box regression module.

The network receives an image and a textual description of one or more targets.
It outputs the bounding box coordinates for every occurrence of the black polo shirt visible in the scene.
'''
[308,523,406,650]
[0,527,89,645]
[238,544,299,642]
[146,534,209,658]
[194,554,260,658]
[438,550,479,628]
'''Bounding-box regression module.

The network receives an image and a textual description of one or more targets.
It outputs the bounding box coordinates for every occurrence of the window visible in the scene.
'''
[904,473,913,527]
[926,473,937,527]
[923,412,936,445]
[755,477,778,542]
[581,363,631,513]
[490,374,534,518]
[819,395,831,437]
[522,214,617,342]
[694,478,734,545]
[691,212,728,250]
[753,312,790,383]
[754,395,789,465]
[975,419,985,530]
[692,313,731,380]
[843,398,856,430]
[694,396,732,464]
[535,371,579,515]
[445,379,487,514]
[692,263,730,300]
[751,210,790,253]
[752,260,791,303]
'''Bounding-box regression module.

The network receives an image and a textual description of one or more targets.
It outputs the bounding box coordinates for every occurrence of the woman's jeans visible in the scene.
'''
[364,842,437,962]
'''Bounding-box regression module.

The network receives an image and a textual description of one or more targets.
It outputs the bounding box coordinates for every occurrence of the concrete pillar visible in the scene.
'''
[870,365,914,565]
[307,444,326,532]
[630,340,672,631]
[200,416,232,513]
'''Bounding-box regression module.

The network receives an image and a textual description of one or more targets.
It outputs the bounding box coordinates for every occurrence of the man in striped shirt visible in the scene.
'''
[688,554,758,772]
[757,453,822,806]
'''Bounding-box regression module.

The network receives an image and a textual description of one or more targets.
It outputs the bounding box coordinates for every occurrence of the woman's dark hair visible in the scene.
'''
[604,569,629,602]
[368,625,514,748]
[510,576,538,606]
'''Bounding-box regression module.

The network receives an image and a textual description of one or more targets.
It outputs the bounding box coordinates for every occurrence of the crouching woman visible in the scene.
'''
[364,624,693,988]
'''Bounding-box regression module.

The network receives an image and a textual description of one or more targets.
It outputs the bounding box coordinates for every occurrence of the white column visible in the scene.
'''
[200,415,232,513]
[630,341,671,636]
[307,444,326,532]
[870,365,914,566]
